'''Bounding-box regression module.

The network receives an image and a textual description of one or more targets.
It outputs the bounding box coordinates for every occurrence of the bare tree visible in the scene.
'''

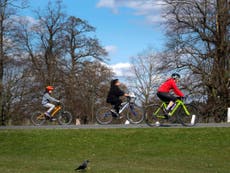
[162,0,230,121]
[0,0,27,125]
[32,0,66,85]
[72,61,113,123]
[127,48,168,106]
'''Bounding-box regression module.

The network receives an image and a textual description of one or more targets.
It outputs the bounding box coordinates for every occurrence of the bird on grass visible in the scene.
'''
[75,160,90,171]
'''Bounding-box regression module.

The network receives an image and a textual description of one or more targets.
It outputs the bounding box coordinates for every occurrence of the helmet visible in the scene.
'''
[171,73,180,79]
[46,86,54,91]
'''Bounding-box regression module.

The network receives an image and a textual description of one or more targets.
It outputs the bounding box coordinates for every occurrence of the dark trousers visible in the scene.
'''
[107,97,122,113]
[157,92,177,102]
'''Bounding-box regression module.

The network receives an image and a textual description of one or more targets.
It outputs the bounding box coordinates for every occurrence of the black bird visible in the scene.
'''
[75,160,90,171]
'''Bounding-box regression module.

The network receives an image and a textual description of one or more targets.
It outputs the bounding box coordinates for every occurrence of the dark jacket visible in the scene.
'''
[106,85,124,104]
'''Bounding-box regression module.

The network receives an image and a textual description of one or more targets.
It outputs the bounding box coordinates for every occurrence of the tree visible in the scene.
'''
[127,48,167,106]
[70,61,113,123]
[162,0,230,121]
[0,0,111,125]
[59,15,108,123]
[0,0,27,125]
[33,0,66,85]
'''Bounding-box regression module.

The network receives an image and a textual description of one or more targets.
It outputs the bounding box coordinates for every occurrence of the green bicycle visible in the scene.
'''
[145,98,199,127]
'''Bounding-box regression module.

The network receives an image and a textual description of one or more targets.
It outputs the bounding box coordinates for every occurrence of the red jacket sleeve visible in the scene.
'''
[171,80,184,97]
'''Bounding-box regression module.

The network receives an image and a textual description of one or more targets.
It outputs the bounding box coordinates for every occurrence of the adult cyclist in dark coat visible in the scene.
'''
[107,79,129,116]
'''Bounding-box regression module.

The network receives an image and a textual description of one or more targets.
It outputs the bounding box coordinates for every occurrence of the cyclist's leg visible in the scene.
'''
[157,92,176,111]
[110,98,122,114]
[43,103,55,116]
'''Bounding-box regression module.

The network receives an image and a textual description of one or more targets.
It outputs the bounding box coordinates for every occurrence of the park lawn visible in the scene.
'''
[0,127,229,173]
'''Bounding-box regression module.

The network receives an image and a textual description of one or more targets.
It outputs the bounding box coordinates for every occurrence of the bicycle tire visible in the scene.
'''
[31,111,46,126]
[145,104,165,127]
[126,104,144,124]
[177,104,199,126]
[57,111,73,125]
[96,106,113,125]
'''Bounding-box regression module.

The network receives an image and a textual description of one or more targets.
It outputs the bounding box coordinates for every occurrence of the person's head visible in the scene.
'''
[111,79,120,87]
[45,85,54,93]
[171,73,180,82]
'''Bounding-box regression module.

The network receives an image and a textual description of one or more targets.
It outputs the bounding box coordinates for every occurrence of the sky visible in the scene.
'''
[23,0,166,77]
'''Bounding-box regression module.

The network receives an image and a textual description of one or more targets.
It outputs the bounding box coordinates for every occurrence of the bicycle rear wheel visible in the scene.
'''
[145,104,165,127]
[31,111,46,126]
[126,104,144,124]
[96,106,113,124]
[177,104,198,126]
[57,111,72,125]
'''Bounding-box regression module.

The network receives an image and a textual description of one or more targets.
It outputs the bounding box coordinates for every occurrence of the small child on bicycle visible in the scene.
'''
[157,73,184,116]
[42,86,60,118]
[106,79,129,117]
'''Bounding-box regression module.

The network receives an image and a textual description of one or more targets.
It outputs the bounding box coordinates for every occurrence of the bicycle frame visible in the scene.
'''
[156,99,191,118]
[36,105,61,120]
[51,105,62,117]
[118,101,129,114]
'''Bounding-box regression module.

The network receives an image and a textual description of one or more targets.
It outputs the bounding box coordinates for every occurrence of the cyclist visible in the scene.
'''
[42,86,60,118]
[106,79,129,117]
[157,73,184,117]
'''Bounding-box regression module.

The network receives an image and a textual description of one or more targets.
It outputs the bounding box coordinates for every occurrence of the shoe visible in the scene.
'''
[44,112,51,118]
[163,114,169,119]
[162,109,169,119]
[110,109,119,117]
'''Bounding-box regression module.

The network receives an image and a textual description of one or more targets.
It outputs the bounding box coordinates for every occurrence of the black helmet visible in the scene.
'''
[171,73,180,79]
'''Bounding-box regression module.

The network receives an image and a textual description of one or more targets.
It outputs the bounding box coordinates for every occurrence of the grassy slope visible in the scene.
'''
[0,128,229,173]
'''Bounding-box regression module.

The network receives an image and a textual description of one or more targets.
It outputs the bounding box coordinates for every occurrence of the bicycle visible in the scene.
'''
[31,102,73,125]
[145,98,199,127]
[96,93,145,125]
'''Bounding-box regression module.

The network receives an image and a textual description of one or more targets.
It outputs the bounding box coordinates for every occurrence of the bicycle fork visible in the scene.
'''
[180,104,196,125]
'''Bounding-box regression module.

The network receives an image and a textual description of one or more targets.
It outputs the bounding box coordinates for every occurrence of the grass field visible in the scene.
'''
[0,127,230,173]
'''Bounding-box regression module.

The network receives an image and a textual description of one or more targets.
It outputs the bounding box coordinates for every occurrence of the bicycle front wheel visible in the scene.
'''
[96,106,113,125]
[57,111,73,125]
[126,104,144,124]
[145,104,164,127]
[31,111,46,126]
[177,104,199,126]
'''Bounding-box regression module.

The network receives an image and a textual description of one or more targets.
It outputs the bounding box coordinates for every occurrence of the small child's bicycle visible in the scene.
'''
[96,93,145,124]
[145,98,199,127]
[31,102,72,125]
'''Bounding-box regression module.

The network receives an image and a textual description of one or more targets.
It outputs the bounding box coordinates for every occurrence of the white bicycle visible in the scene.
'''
[96,93,145,124]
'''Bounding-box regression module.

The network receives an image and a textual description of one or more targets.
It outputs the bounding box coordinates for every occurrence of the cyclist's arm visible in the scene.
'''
[172,82,184,97]
[46,94,60,103]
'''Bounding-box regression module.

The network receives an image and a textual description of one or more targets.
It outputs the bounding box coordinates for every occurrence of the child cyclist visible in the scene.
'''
[157,73,184,117]
[42,86,60,118]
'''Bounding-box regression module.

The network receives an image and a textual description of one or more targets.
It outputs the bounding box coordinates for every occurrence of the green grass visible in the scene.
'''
[0,127,230,173]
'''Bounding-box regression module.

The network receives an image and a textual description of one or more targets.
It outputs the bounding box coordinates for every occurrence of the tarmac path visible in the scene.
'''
[0,123,230,130]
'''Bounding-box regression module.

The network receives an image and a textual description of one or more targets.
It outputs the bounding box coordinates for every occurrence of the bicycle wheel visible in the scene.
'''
[126,104,144,124]
[177,104,199,126]
[57,111,72,125]
[145,104,165,127]
[31,111,46,126]
[96,106,113,125]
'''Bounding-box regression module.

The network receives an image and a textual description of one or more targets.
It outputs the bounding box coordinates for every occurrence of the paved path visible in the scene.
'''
[0,123,230,130]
